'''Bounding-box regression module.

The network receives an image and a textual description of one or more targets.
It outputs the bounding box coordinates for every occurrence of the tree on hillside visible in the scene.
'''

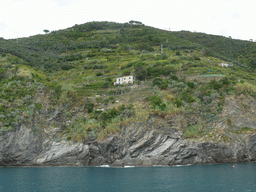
[135,66,147,81]
[120,28,125,37]
[62,38,71,52]
[43,29,50,34]
[128,20,143,25]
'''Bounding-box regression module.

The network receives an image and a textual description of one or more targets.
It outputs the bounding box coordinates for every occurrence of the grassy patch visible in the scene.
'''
[235,82,256,96]
[183,122,202,138]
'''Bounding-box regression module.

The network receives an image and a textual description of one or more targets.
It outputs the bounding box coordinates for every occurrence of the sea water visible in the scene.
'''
[0,163,256,192]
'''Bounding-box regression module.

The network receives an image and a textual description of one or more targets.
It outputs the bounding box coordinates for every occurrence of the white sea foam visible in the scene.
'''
[98,165,110,168]
[124,166,135,168]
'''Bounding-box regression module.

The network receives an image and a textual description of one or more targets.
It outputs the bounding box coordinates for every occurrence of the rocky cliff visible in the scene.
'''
[1,94,256,167]
[1,121,256,167]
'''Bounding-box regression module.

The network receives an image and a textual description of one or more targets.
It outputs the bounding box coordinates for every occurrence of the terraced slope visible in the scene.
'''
[0,21,255,142]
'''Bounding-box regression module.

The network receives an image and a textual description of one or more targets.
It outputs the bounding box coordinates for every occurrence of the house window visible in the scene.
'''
[118,79,120,81]
[124,78,126,80]
[129,77,131,79]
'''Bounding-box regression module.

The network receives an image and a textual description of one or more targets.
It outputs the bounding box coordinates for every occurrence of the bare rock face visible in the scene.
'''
[0,125,44,166]
[35,142,89,166]
[248,135,256,161]
[222,95,256,130]
[0,123,256,167]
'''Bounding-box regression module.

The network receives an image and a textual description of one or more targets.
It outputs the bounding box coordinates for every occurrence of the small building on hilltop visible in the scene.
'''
[218,63,233,67]
[114,75,135,85]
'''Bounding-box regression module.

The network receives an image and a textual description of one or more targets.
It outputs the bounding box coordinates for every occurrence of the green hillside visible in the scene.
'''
[173,31,256,69]
[0,21,255,141]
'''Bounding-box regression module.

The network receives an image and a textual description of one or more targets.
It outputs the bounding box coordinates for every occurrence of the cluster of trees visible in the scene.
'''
[120,61,180,81]
[128,20,144,25]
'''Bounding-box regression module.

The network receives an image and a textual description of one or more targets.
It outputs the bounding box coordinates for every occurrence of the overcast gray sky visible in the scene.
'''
[0,0,255,41]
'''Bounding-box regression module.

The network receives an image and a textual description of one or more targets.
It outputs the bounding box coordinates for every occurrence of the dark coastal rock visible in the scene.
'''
[149,157,165,165]
[248,135,256,160]
[1,123,256,167]
[142,158,153,166]
[90,156,106,166]
[111,159,124,167]
[0,125,44,166]
[35,142,90,166]
[123,158,143,166]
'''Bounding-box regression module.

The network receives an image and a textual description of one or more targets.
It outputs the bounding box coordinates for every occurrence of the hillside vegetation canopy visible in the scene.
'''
[0,21,255,141]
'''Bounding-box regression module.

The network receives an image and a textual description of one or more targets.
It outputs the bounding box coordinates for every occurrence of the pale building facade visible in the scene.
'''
[218,63,233,67]
[114,76,135,85]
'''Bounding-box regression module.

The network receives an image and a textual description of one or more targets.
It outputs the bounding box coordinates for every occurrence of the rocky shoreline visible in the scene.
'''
[1,122,256,167]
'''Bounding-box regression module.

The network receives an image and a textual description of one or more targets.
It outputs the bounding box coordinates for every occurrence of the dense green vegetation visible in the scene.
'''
[0,21,255,141]
[173,31,256,69]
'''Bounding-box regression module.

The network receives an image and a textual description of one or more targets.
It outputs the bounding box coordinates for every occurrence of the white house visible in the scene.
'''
[114,76,135,85]
[218,63,233,67]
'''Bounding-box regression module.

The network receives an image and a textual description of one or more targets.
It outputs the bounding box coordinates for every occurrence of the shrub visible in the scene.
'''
[173,99,182,108]
[170,74,178,81]
[187,81,195,89]
[241,126,250,131]
[60,63,73,70]
[137,43,154,52]
[187,96,195,103]
[150,95,166,110]
[225,86,234,94]
[106,90,116,95]
[209,79,222,90]
[235,82,256,96]
[155,55,162,60]
[105,77,112,83]
[161,53,168,59]
[193,56,200,60]
[0,68,7,80]
[86,102,94,113]
[122,69,131,76]
[151,95,162,106]
[35,103,42,110]
[96,72,103,76]
[183,122,202,138]
[160,83,168,90]
[221,77,230,85]
[54,84,62,100]
[152,78,163,86]
[241,126,255,132]
[102,81,111,88]
[135,67,147,81]
[118,104,126,112]
[122,62,134,69]
[227,119,232,125]
[134,62,146,68]
[121,109,135,118]
[109,96,115,101]
[100,108,118,122]
[87,53,96,57]
[127,104,134,109]
[171,59,178,64]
